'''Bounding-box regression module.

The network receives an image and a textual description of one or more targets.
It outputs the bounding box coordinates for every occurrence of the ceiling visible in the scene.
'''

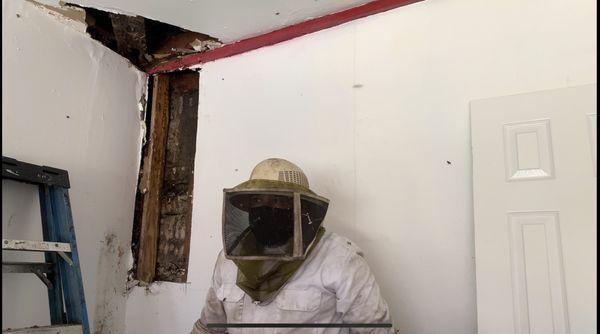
[58,0,374,43]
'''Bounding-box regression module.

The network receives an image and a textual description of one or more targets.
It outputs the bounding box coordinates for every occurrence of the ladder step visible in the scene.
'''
[2,239,71,253]
[2,325,83,334]
[2,262,54,274]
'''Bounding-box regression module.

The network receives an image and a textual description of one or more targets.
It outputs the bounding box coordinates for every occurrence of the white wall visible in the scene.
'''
[125,0,596,333]
[2,1,147,332]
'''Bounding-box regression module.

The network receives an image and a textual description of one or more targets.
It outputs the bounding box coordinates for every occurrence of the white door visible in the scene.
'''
[471,84,597,334]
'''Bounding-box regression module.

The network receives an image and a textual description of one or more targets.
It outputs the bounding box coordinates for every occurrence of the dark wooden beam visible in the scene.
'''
[155,71,199,282]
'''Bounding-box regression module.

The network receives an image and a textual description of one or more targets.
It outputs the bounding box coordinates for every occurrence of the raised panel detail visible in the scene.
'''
[516,132,541,169]
[504,119,555,181]
[508,211,570,334]
[588,113,597,176]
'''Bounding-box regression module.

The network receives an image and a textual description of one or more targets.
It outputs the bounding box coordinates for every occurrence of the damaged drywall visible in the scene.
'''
[77,3,222,70]
[129,71,199,285]
[24,0,87,32]
[2,0,148,332]
[24,0,222,71]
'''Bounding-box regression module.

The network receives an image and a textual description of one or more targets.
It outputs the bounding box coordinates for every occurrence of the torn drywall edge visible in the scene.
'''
[124,73,150,295]
[26,0,87,33]
[65,1,141,19]
[23,0,146,72]
[138,75,150,147]
[64,1,221,54]
[63,1,223,72]
[121,57,154,297]
[64,0,196,36]
[135,75,149,200]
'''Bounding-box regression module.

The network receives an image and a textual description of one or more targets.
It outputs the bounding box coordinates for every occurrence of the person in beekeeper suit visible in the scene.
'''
[191,158,392,334]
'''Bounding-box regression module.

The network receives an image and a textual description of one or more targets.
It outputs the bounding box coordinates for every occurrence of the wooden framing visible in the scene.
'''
[154,71,199,282]
[136,74,170,283]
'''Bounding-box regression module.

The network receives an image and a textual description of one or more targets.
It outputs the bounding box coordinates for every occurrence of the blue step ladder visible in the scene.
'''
[2,156,90,334]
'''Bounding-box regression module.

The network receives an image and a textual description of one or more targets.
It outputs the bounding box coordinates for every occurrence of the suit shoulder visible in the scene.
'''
[319,231,364,258]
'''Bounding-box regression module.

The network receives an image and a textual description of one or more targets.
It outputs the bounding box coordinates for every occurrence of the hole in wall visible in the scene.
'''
[130,70,199,284]
[64,3,222,71]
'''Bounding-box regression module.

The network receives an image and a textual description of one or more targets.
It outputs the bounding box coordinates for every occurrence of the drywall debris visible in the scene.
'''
[138,80,149,141]
[124,277,140,296]
[190,38,222,52]
[150,31,221,60]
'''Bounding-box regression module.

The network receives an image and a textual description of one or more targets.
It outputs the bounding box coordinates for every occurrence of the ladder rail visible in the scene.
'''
[39,184,67,325]
[48,186,89,334]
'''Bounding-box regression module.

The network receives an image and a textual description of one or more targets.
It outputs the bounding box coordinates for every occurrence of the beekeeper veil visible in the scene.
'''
[222,158,329,261]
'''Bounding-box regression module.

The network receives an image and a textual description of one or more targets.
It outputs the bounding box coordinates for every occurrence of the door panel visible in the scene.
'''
[471,84,597,334]
[508,211,569,334]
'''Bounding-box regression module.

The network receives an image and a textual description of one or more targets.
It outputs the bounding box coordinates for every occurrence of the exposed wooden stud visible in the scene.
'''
[136,74,170,283]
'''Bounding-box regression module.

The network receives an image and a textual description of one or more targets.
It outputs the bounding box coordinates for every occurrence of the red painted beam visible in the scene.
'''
[147,0,423,74]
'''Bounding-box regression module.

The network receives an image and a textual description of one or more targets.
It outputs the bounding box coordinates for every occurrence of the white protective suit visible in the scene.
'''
[192,231,392,334]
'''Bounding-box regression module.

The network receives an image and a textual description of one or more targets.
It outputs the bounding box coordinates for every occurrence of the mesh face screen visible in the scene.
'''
[224,193,295,257]
[300,196,329,252]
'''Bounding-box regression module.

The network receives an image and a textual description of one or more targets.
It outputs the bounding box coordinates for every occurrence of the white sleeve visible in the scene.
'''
[329,250,392,334]
[191,252,228,334]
